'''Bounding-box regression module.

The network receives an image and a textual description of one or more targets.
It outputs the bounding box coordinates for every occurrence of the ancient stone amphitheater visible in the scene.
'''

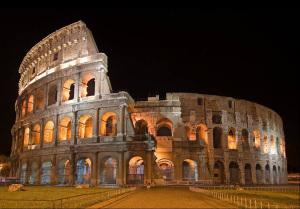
[10,21,287,186]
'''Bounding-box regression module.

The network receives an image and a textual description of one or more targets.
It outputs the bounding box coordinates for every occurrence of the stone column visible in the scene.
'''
[51,155,57,185]
[117,104,127,139]
[239,162,245,185]
[56,79,62,106]
[71,111,78,145]
[95,68,101,99]
[92,110,98,139]
[74,72,80,102]
[54,114,59,146]
[251,162,257,184]
[40,119,45,148]
[69,149,75,185]
[91,153,97,186]
[145,151,152,184]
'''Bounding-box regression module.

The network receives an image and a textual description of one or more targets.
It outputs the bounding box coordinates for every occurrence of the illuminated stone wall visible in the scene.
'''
[10,21,287,186]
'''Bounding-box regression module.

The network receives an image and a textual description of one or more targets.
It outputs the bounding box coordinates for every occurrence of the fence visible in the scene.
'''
[195,185,300,192]
[0,187,135,209]
[190,187,299,209]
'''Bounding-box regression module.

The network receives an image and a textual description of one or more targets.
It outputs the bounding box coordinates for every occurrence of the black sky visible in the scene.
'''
[0,8,298,172]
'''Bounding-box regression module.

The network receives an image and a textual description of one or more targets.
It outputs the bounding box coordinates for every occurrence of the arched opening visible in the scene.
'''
[213,161,225,184]
[100,112,117,136]
[78,115,93,138]
[48,84,57,105]
[127,156,144,184]
[21,100,26,117]
[29,162,39,184]
[134,120,148,135]
[59,117,72,141]
[273,165,277,184]
[270,135,276,154]
[263,133,268,153]
[265,164,271,184]
[229,161,240,184]
[228,128,237,149]
[44,121,54,143]
[35,89,45,110]
[242,129,250,151]
[182,159,198,181]
[80,74,95,97]
[156,118,173,137]
[196,124,208,144]
[253,130,260,149]
[213,127,222,149]
[62,79,75,102]
[100,157,118,185]
[76,158,91,184]
[23,127,30,147]
[157,159,174,181]
[20,163,27,184]
[41,161,52,184]
[32,124,41,145]
[244,164,252,184]
[256,164,263,184]
[27,95,34,113]
[57,160,70,185]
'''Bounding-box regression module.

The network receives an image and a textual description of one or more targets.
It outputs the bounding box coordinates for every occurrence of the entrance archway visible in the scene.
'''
[76,158,91,184]
[157,159,174,181]
[182,159,198,181]
[127,156,144,184]
[244,164,253,185]
[41,161,52,184]
[229,161,240,184]
[57,160,70,185]
[100,157,118,185]
[213,161,225,184]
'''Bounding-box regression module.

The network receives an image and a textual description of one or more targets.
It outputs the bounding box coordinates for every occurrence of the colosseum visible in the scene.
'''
[10,21,287,186]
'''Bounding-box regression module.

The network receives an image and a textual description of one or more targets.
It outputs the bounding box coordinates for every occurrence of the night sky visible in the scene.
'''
[0,8,298,172]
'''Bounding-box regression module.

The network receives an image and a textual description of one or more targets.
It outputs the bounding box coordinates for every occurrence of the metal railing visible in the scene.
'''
[190,186,299,209]
[0,187,135,209]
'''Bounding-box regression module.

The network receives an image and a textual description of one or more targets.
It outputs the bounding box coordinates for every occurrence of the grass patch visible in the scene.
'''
[217,189,300,207]
[0,186,115,208]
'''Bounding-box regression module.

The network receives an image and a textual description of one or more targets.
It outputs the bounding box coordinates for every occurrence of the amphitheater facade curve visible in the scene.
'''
[10,21,288,186]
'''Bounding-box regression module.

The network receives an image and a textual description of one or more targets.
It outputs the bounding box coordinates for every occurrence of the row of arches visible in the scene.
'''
[23,112,118,147]
[212,127,282,154]
[213,161,283,185]
[20,73,96,118]
[21,156,145,185]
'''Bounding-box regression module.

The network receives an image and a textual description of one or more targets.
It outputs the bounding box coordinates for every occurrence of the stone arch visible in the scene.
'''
[57,159,70,185]
[157,158,174,181]
[196,124,208,144]
[62,79,75,102]
[127,156,144,184]
[265,164,271,184]
[44,121,54,143]
[48,84,57,105]
[76,158,92,185]
[78,115,93,138]
[29,161,39,184]
[241,129,250,151]
[213,161,225,184]
[100,112,117,136]
[100,156,118,185]
[229,161,240,184]
[59,117,72,140]
[244,163,253,184]
[182,159,198,181]
[253,130,260,149]
[27,95,34,113]
[32,124,41,145]
[213,127,222,149]
[256,164,263,184]
[273,165,277,184]
[80,73,95,97]
[134,119,148,135]
[156,118,173,137]
[21,100,26,117]
[41,161,52,184]
[228,128,237,149]
[23,127,30,147]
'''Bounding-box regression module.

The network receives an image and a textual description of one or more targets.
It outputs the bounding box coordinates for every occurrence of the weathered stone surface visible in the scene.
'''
[10,21,288,187]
